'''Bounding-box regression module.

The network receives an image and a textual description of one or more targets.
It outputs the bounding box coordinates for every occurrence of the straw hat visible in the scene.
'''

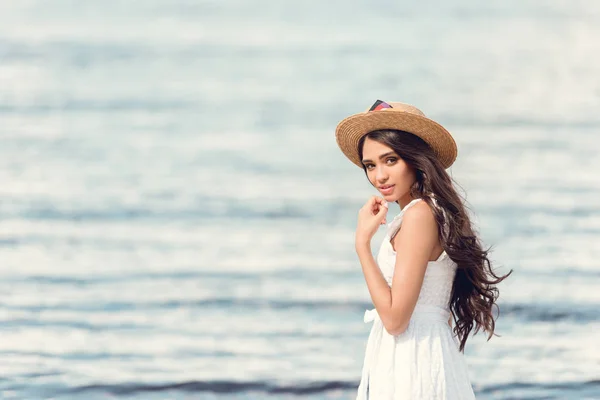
[335,100,457,169]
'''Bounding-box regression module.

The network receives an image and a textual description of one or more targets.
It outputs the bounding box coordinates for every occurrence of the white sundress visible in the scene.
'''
[356,198,477,400]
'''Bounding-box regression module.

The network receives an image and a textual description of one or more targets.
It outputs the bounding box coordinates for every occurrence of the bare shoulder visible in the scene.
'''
[395,199,440,254]
[402,199,437,228]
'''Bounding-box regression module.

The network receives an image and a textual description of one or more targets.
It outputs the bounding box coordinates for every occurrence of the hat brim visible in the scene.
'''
[335,110,457,169]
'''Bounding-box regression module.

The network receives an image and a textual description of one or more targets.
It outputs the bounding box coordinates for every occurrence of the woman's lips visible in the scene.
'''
[380,184,395,195]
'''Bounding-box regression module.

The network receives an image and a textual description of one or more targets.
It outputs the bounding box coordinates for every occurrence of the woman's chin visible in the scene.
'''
[380,192,398,202]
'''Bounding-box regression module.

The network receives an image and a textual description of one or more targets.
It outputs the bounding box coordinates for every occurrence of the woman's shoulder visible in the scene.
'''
[403,198,437,224]
[399,199,438,236]
[392,198,440,254]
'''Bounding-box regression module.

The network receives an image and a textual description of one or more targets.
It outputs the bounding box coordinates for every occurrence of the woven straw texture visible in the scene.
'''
[335,102,457,169]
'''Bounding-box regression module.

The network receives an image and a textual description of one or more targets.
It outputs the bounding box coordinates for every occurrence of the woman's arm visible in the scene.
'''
[356,201,438,335]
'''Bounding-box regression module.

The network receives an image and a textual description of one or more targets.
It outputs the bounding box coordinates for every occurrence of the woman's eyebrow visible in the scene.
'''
[362,151,396,164]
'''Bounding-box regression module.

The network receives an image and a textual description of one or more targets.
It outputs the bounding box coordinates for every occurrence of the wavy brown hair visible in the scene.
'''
[358,129,512,352]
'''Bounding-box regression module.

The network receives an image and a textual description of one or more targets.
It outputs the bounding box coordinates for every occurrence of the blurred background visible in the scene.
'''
[1,0,599,399]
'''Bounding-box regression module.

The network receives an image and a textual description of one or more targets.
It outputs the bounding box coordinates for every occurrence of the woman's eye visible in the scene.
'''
[364,159,395,169]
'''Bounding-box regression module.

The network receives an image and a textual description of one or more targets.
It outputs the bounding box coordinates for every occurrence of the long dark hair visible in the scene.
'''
[358,129,512,352]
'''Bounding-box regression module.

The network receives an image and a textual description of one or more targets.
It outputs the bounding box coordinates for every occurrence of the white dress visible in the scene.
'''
[356,198,477,400]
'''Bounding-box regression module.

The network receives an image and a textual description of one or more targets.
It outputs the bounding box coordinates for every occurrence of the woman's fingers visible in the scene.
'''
[366,196,386,204]
[363,196,388,219]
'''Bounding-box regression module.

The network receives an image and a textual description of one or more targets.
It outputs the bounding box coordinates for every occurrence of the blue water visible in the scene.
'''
[1,1,599,399]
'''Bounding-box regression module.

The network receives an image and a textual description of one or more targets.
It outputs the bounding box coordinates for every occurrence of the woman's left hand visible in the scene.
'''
[356,196,388,246]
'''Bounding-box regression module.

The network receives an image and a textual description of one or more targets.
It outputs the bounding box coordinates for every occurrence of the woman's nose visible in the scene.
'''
[376,167,388,181]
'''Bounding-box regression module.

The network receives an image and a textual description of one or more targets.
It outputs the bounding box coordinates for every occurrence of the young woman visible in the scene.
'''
[335,100,512,399]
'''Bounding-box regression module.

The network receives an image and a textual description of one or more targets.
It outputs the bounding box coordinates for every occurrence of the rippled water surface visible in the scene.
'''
[1,1,599,399]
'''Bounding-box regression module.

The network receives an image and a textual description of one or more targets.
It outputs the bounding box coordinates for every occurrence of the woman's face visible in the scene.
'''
[361,137,416,203]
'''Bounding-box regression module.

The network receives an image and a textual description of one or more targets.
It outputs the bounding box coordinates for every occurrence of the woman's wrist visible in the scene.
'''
[355,237,371,252]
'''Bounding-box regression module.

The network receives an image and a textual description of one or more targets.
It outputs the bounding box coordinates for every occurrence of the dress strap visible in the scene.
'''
[402,197,423,212]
